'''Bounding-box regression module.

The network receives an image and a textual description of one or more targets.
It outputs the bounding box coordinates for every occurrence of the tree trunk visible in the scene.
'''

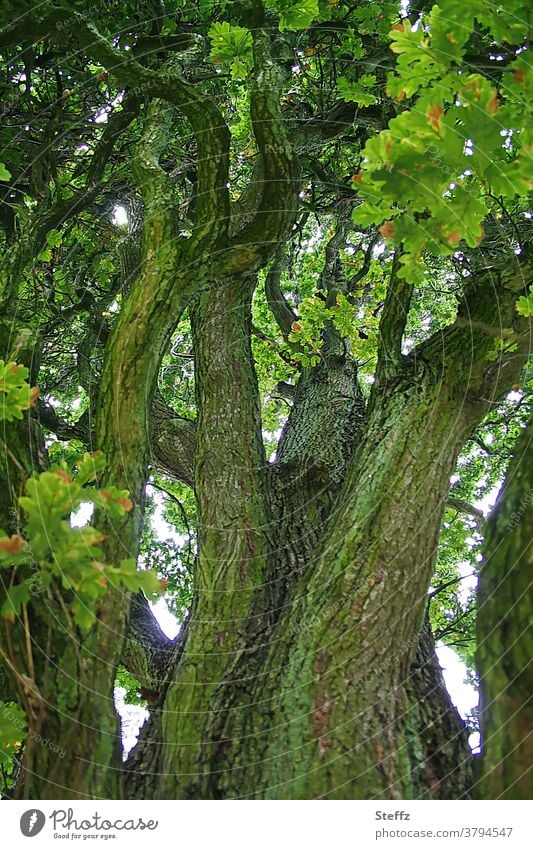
[124,261,533,800]
[406,616,472,799]
[476,413,533,799]
[156,277,271,797]
[2,5,530,799]
[203,377,475,799]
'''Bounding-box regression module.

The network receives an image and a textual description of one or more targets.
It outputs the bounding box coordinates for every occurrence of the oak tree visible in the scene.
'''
[0,0,531,799]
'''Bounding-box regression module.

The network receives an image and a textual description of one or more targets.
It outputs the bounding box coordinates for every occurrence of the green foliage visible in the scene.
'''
[287,295,329,365]
[0,700,26,788]
[141,477,195,622]
[115,666,147,707]
[0,361,37,422]
[209,21,252,79]
[351,6,532,281]
[431,509,479,673]
[0,453,160,630]
[285,289,383,369]
[265,0,319,31]
[516,286,533,317]
[337,74,377,107]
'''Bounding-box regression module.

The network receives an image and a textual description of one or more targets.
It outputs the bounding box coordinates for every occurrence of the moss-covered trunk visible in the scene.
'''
[476,413,533,799]
[129,311,496,799]
[203,375,476,798]
[157,277,270,798]
[132,382,470,799]
[124,267,533,800]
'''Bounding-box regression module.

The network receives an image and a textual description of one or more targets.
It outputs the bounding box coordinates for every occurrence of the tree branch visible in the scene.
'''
[221,22,299,274]
[375,253,413,382]
[39,394,196,489]
[85,92,141,187]
[264,260,297,339]
[295,101,385,149]
[151,397,196,488]
[428,571,476,599]
[346,232,380,291]
[37,402,90,444]
[409,259,533,416]
[66,14,231,243]
[446,496,486,529]
[121,593,175,703]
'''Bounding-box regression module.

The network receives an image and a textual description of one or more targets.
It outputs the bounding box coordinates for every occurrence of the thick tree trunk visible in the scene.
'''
[406,616,472,799]
[128,266,530,799]
[129,297,496,798]
[476,414,533,799]
[156,277,270,797]
[201,373,476,799]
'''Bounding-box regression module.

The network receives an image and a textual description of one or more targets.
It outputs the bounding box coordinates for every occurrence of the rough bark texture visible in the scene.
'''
[476,414,533,799]
[3,218,530,802]
[1,9,301,799]
[406,616,473,799]
[1,5,531,803]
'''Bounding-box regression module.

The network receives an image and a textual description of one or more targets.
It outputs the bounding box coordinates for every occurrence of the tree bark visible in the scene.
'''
[406,616,473,799]
[3,6,530,802]
[157,276,270,798]
[125,265,528,799]
[476,413,533,799]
